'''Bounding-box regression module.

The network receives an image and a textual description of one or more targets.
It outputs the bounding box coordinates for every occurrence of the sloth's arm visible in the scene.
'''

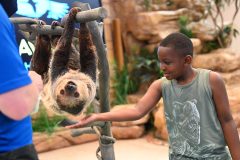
[50,8,79,81]
[79,22,97,82]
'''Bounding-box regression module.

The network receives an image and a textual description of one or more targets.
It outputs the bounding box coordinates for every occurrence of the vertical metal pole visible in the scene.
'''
[78,3,115,160]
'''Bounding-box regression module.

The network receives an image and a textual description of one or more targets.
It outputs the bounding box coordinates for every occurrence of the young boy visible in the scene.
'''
[67,33,240,159]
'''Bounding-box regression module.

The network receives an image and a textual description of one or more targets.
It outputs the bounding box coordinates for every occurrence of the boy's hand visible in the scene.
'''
[65,113,98,129]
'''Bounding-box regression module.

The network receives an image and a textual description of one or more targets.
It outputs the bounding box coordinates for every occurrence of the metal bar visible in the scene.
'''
[17,24,80,36]
[17,22,103,38]
[9,17,38,24]
[78,3,115,160]
[10,7,107,25]
[99,141,115,160]
[71,127,96,137]
[10,7,107,37]
[76,7,107,23]
[100,135,116,143]
[58,118,105,128]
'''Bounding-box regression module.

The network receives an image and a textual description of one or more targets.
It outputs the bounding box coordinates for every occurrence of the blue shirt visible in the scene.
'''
[0,4,33,153]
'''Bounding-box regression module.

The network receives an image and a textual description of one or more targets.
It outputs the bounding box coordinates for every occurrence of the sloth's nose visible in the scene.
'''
[65,81,77,93]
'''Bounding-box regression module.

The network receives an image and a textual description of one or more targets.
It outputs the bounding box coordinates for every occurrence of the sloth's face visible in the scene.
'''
[54,79,95,115]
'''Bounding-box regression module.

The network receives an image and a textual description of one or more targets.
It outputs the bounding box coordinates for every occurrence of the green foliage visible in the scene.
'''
[85,104,95,114]
[112,48,163,105]
[166,0,174,6]
[128,48,163,89]
[206,0,240,48]
[32,106,65,135]
[233,28,239,37]
[202,40,220,53]
[202,24,239,53]
[112,63,129,106]
[143,0,152,11]
[222,24,239,39]
[151,0,173,6]
[178,16,194,38]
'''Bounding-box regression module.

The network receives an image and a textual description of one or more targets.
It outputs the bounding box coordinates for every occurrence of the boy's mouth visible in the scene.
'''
[164,73,173,79]
[164,73,170,77]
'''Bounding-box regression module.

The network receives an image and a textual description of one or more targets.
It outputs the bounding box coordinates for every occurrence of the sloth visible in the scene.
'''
[30,7,97,115]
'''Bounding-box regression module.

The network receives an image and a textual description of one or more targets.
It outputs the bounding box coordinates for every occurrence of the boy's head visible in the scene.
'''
[157,32,194,80]
[159,32,193,57]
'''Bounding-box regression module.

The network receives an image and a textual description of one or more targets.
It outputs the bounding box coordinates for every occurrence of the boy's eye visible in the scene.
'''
[159,61,172,66]
[165,61,171,65]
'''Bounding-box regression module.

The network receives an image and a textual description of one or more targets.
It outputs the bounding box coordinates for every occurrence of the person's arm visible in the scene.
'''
[0,71,43,120]
[0,7,43,120]
[210,71,240,160]
[67,79,163,128]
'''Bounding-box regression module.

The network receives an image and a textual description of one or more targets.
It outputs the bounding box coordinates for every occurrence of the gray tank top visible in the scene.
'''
[161,68,231,160]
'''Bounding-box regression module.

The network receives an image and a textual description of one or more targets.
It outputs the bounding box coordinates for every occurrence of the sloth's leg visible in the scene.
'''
[30,20,51,81]
[50,8,79,81]
[79,22,97,82]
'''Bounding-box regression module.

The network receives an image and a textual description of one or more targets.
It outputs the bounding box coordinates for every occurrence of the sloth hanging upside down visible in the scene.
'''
[30,7,97,115]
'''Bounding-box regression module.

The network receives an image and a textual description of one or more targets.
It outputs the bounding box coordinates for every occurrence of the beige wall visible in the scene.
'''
[223,4,240,52]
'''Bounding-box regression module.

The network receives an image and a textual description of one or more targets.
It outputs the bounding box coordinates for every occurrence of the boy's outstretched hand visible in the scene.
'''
[65,113,98,129]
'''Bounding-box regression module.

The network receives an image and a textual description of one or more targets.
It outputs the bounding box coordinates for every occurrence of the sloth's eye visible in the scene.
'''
[74,92,79,97]
[60,89,65,95]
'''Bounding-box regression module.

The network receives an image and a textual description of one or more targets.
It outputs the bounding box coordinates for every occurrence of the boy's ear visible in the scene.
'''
[184,55,192,64]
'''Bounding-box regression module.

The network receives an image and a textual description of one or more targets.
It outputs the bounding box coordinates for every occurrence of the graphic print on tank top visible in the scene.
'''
[165,99,216,158]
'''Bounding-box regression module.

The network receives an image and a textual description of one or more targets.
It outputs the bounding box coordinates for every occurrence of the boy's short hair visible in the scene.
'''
[159,32,193,56]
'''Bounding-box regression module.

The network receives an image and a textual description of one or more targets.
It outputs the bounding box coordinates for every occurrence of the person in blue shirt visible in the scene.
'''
[0,0,43,159]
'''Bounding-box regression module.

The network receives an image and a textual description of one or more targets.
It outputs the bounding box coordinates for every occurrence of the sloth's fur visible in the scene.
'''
[30,8,97,115]
[42,70,96,115]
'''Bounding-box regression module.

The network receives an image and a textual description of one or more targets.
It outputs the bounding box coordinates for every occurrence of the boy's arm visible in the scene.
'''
[210,71,240,160]
[67,79,162,128]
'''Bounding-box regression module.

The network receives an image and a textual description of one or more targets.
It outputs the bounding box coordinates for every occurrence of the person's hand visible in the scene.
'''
[65,113,98,129]
[28,71,43,92]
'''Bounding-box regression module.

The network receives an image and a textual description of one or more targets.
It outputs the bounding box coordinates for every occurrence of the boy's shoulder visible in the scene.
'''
[159,77,171,91]
[152,79,162,87]
[159,76,168,84]
[196,68,211,74]
[197,68,222,81]
[196,68,225,94]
